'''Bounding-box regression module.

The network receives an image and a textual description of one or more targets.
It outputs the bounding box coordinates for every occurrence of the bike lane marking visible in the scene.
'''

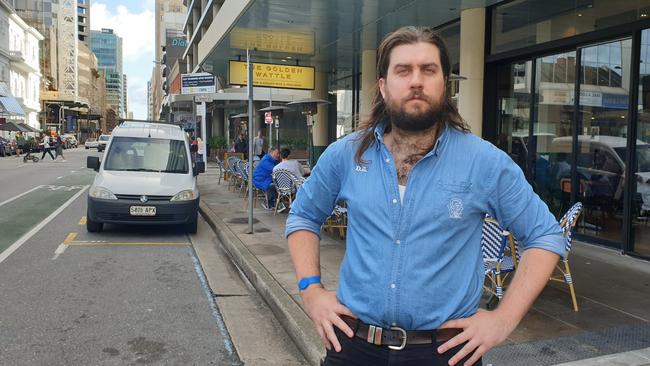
[0,186,89,264]
[0,185,43,207]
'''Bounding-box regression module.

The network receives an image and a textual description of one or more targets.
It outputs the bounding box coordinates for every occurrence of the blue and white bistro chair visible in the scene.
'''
[226,156,241,191]
[271,169,299,215]
[481,216,521,304]
[549,202,583,312]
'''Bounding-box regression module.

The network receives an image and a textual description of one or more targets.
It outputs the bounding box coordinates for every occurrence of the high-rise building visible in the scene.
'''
[151,0,185,120]
[122,73,127,118]
[146,80,152,120]
[90,28,124,117]
[77,0,90,45]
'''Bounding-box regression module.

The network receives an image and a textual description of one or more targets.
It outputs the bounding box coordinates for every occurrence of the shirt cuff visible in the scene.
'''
[522,233,567,259]
[285,213,322,239]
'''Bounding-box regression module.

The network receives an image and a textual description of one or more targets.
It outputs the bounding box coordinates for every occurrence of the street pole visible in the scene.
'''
[200,100,207,172]
[247,48,254,234]
[268,88,272,150]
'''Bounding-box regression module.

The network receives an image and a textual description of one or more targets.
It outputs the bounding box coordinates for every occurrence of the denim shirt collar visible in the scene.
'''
[373,120,450,157]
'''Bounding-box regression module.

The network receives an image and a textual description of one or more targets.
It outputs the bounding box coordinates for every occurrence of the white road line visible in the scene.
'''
[56,176,63,179]
[71,170,76,173]
[51,243,68,260]
[0,186,89,265]
[0,185,43,208]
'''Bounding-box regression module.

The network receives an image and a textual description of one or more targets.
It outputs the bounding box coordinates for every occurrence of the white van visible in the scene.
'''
[86,121,205,233]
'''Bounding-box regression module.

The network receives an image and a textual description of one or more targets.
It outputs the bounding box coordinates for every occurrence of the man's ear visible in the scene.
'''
[379,78,386,100]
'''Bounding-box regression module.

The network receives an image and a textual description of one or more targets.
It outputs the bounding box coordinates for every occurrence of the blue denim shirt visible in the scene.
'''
[285,123,565,330]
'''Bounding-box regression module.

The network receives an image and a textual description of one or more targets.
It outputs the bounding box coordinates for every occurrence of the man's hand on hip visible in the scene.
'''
[300,286,356,352]
[437,309,516,366]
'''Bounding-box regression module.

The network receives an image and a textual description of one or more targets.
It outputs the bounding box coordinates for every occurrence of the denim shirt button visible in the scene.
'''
[392,198,398,204]
[395,240,401,245]
[385,158,390,163]
[390,283,396,289]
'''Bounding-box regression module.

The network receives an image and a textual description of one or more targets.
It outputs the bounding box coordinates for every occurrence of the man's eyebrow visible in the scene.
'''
[392,62,440,69]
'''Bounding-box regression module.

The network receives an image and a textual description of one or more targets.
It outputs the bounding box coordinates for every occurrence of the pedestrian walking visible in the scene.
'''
[286,26,565,366]
[40,135,55,161]
[253,130,265,159]
[234,132,248,159]
[55,135,66,162]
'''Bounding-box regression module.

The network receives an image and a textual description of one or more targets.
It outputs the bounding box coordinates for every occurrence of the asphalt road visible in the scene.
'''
[0,148,242,365]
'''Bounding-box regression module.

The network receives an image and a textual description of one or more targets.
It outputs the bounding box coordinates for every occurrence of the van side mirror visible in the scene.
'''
[87,156,100,171]
[193,161,205,176]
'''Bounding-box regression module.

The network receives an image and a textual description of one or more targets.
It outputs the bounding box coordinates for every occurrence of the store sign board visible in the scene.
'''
[230,28,315,55]
[181,73,216,94]
[229,61,315,90]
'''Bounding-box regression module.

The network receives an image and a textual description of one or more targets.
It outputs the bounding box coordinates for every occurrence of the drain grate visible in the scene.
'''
[484,323,650,366]
[226,217,260,224]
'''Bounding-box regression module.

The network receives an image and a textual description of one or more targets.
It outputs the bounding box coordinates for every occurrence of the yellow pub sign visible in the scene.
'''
[229,61,315,90]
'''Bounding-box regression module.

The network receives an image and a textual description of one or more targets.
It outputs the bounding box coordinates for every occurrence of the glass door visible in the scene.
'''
[496,61,533,178]
[574,39,632,243]
[533,51,577,218]
[632,29,650,257]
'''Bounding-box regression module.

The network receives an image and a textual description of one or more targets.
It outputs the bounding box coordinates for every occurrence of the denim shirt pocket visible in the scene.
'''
[436,180,473,220]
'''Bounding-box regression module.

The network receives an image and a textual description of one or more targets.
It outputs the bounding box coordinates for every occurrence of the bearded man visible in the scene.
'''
[286,26,565,366]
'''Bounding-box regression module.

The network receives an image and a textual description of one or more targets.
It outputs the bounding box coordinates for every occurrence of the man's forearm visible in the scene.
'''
[495,248,560,327]
[288,230,322,282]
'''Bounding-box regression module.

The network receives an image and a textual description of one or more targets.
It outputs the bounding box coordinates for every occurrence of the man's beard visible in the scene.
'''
[385,91,445,132]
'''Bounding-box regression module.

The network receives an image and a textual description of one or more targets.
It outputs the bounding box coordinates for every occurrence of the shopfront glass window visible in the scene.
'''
[575,39,631,242]
[492,0,650,55]
[633,29,650,257]
[496,61,533,178]
[533,51,576,218]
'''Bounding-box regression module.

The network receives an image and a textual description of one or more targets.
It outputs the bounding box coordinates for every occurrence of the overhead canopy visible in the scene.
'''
[0,97,26,116]
[0,121,30,132]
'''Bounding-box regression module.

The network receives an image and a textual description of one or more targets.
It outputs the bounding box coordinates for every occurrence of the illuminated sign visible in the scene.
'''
[229,61,315,90]
[230,28,315,55]
[181,73,216,94]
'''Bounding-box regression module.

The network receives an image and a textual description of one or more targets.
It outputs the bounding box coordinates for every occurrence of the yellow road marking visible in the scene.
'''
[67,241,191,247]
[78,216,86,225]
[63,233,77,244]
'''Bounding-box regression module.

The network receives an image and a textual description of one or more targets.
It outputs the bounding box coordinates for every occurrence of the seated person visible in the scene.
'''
[272,148,306,178]
[253,147,282,211]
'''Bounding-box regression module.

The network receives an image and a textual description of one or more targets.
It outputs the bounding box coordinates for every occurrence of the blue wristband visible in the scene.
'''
[298,276,321,291]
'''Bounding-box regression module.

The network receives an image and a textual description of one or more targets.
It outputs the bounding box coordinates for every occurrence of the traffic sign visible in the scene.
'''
[264,112,273,124]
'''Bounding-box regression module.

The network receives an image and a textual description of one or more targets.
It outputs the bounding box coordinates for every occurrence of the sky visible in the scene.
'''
[90,0,156,119]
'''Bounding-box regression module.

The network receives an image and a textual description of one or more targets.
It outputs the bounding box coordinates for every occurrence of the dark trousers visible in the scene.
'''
[324,327,481,366]
[266,184,277,207]
[41,147,55,160]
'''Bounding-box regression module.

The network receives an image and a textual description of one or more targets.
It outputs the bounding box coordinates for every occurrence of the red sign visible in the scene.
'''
[264,112,273,124]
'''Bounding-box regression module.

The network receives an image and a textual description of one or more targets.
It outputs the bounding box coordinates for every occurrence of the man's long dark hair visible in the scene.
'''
[354,26,469,165]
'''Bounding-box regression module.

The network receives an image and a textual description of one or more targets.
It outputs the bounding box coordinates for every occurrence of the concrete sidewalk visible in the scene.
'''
[197,165,650,366]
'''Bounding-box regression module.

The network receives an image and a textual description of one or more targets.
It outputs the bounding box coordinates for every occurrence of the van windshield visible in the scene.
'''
[104,137,189,173]
[99,135,110,141]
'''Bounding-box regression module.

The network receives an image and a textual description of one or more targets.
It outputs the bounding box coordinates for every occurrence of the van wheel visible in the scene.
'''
[185,216,198,234]
[87,218,103,232]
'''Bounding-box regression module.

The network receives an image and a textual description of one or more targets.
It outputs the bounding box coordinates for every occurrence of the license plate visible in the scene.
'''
[129,206,156,216]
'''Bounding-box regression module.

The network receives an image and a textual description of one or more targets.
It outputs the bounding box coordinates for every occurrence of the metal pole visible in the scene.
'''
[247,48,254,233]
[268,89,272,151]
[200,101,207,172]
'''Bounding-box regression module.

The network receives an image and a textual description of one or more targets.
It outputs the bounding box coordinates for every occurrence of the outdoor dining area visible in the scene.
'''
[214,153,348,237]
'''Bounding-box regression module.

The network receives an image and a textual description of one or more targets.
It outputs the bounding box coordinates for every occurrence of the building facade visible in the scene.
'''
[90,28,124,118]
[7,10,43,128]
[151,0,186,120]
[187,0,650,259]
[77,0,90,45]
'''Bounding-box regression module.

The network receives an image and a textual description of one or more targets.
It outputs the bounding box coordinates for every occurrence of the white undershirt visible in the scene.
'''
[398,184,406,204]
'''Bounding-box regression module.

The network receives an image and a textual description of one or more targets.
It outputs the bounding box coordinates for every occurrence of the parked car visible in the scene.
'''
[85,138,98,149]
[97,134,110,152]
[0,137,15,156]
[86,121,204,233]
[63,134,78,148]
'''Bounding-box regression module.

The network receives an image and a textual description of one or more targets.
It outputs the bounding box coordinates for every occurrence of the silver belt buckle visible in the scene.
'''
[388,326,407,350]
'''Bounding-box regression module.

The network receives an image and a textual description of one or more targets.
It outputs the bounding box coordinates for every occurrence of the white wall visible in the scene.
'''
[8,15,42,129]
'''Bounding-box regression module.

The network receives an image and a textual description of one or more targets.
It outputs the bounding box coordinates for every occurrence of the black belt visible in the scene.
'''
[342,316,462,351]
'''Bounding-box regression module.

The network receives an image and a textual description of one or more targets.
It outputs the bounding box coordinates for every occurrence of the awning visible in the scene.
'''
[21,124,41,133]
[0,97,26,116]
[0,122,30,132]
